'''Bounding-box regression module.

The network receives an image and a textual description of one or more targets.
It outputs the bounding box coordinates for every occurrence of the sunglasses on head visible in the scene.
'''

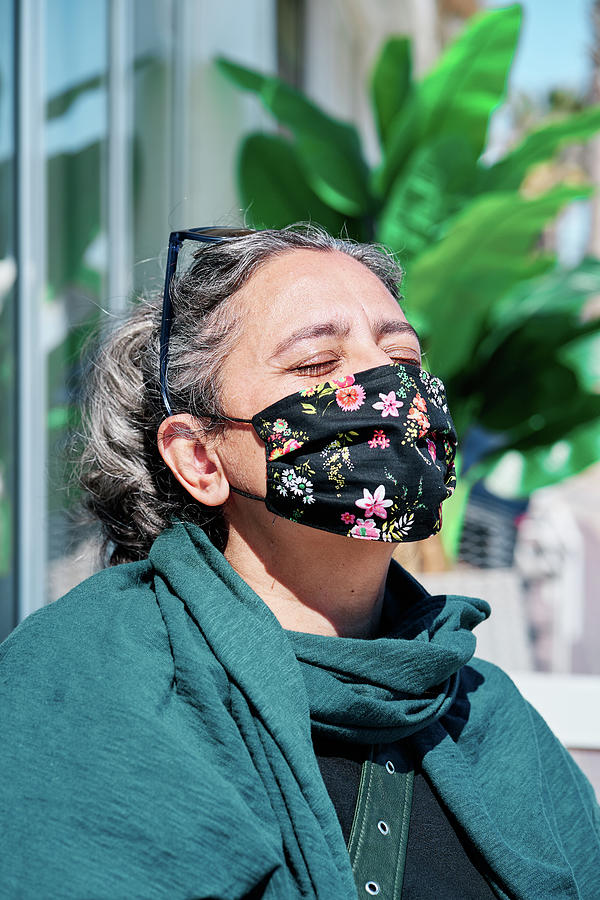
[159,227,254,416]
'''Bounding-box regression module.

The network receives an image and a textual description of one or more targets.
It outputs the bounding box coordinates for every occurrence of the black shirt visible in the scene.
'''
[314,736,496,899]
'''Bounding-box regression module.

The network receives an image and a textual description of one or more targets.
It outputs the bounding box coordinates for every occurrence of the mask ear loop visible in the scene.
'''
[198,411,252,425]
[199,412,266,503]
[229,486,264,501]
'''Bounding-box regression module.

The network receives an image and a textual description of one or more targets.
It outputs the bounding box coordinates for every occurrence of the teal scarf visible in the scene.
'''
[1,519,599,899]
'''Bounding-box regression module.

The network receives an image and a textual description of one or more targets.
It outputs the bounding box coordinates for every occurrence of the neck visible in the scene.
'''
[224,500,394,637]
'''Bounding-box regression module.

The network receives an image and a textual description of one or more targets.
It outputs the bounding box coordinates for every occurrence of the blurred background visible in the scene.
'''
[1,0,600,788]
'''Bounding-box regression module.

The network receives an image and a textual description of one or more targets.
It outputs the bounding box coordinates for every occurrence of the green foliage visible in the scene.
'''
[216,58,372,216]
[238,133,347,233]
[407,184,591,378]
[376,135,476,259]
[218,4,600,554]
[374,3,521,196]
[414,4,521,158]
[370,37,412,149]
[482,105,600,191]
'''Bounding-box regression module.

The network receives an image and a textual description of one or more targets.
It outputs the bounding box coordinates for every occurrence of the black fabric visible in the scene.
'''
[249,362,457,542]
[402,763,497,899]
[313,736,496,899]
[314,739,366,844]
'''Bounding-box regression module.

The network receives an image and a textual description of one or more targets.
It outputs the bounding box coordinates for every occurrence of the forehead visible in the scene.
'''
[234,247,405,330]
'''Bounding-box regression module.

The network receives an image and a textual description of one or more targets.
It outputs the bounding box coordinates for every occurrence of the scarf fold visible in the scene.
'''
[148,520,600,899]
[287,566,489,743]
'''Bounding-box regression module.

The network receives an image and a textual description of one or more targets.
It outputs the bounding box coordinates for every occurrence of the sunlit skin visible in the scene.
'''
[158,249,422,638]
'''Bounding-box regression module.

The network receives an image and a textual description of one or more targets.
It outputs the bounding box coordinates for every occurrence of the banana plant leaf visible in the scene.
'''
[405,184,592,377]
[370,37,413,150]
[487,257,600,325]
[559,331,600,393]
[445,258,600,465]
[375,4,521,195]
[477,360,600,449]
[457,260,600,433]
[418,4,521,154]
[238,132,349,234]
[376,134,477,260]
[482,105,600,192]
[481,416,600,497]
[216,57,372,217]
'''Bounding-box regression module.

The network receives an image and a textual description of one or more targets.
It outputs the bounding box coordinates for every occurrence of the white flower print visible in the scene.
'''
[281,469,297,488]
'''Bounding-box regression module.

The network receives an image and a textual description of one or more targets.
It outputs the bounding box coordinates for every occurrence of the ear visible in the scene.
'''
[157,414,230,507]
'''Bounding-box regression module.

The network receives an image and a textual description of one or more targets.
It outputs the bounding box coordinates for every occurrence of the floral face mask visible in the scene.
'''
[228,362,457,542]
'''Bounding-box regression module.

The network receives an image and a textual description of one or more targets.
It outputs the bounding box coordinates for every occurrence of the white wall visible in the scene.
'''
[304,0,441,165]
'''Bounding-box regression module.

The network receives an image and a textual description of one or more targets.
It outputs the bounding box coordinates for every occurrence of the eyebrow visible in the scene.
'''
[372,318,421,348]
[270,317,421,359]
[270,320,352,359]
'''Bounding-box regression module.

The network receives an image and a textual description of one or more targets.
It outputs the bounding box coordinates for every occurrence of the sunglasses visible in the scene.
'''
[159,227,254,415]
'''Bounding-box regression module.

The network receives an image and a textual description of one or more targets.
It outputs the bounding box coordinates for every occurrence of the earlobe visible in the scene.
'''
[157,415,230,507]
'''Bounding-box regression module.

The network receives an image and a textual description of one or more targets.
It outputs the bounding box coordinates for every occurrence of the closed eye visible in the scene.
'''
[292,359,340,377]
[385,348,421,366]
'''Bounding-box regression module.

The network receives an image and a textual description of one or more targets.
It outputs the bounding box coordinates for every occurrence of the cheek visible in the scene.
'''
[220,426,267,494]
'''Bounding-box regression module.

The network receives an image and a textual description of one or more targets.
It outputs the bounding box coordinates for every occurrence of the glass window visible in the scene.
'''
[131,0,176,297]
[0,0,16,641]
[44,0,108,601]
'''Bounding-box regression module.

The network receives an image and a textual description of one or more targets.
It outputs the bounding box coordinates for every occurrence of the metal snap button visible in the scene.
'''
[365,882,380,895]
[377,820,390,835]
[385,759,395,774]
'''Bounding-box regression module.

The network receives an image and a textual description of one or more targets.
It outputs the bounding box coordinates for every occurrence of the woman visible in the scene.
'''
[1,225,599,899]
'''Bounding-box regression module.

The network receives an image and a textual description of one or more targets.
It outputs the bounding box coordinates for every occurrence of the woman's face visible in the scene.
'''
[214,248,421,500]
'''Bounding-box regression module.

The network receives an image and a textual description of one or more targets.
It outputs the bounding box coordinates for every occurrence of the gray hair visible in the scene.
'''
[78,224,404,565]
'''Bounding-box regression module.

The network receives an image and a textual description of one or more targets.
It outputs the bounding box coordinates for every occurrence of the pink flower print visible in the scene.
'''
[372,391,403,418]
[268,447,285,461]
[426,438,437,461]
[368,429,391,449]
[336,383,366,411]
[300,385,317,397]
[272,418,290,433]
[374,429,390,449]
[341,512,356,525]
[331,374,355,388]
[350,518,381,540]
[355,485,393,520]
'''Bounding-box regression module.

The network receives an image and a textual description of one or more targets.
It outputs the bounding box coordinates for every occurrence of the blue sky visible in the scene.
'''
[483,0,594,264]
[484,0,592,99]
